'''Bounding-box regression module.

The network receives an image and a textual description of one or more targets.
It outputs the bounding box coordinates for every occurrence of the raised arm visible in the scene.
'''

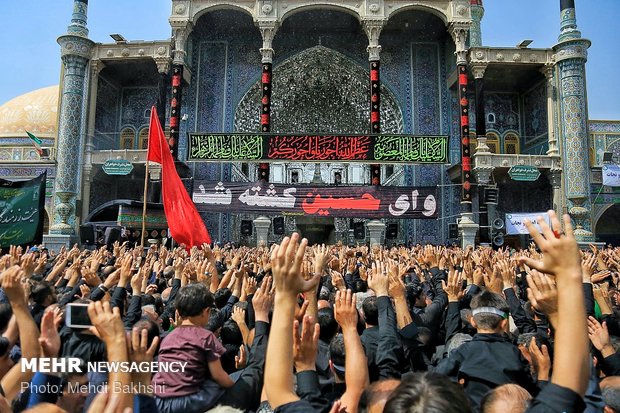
[334,289,369,413]
[520,211,589,398]
[1,265,42,402]
[266,233,320,410]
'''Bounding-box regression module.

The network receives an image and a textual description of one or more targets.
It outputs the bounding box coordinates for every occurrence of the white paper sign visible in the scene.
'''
[602,165,620,187]
[505,212,551,235]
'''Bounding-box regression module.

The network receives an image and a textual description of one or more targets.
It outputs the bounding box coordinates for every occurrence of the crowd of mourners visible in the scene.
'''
[0,211,619,412]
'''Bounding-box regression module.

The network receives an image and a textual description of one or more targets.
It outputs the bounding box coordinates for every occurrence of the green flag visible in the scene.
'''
[26,131,43,156]
[0,172,46,247]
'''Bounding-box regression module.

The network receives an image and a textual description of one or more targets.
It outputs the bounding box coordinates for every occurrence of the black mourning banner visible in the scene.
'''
[187,133,449,163]
[193,182,438,219]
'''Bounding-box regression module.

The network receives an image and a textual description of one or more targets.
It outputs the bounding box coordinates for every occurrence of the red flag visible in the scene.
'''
[147,106,212,246]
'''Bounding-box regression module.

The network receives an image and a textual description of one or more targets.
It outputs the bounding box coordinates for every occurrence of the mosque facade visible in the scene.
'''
[1,0,619,248]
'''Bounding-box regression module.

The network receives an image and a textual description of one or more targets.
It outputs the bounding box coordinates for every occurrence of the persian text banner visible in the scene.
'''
[187,133,448,163]
[0,173,46,247]
[193,182,438,219]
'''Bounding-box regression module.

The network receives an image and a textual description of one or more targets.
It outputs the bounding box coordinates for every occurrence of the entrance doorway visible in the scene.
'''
[295,216,335,245]
[595,204,620,246]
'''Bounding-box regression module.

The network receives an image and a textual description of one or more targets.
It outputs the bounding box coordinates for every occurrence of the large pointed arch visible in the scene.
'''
[234,46,404,134]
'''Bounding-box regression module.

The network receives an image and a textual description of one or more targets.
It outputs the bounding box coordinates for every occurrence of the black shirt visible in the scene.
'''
[526,382,585,413]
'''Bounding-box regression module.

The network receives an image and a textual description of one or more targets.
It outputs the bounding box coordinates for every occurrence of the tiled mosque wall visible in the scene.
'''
[94,76,121,149]
[179,9,458,243]
[119,87,159,134]
[521,81,548,154]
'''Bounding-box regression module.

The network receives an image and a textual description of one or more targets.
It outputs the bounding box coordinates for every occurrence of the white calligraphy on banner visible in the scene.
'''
[505,212,550,235]
[602,165,620,187]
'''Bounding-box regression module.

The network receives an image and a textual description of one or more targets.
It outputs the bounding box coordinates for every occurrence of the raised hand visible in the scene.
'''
[231,306,246,326]
[587,316,614,357]
[526,269,558,325]
[330,270,346,292]
[252,275,274,323]
[442,268,464,303]
[39,309,61,358]
[367,261,389,297]
[87,301,126,346]
[271,233,319,296]
[528,337,551,381]
[334,289,358,332]
[497,259,515,290]
[293,314,320,372]
[519,211,581,279]
[1,266,26,306]
[313,244,331,276]
[581,253,596,283]
[235,345,247,370]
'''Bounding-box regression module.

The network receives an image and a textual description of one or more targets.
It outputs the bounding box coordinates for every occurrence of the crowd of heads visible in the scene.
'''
[0,210,618,412]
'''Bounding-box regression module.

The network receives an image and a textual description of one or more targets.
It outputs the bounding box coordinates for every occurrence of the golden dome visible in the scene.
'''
[0,85,59,138]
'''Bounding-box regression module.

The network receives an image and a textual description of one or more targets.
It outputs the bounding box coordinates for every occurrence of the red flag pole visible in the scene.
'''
[140,158,150,249]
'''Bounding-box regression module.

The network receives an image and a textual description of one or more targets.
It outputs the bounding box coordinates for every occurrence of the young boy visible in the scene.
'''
[435,290,537,410]
[153,283,234,413]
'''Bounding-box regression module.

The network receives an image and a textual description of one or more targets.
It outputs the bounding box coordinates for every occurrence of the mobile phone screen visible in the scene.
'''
[66,303,92,328]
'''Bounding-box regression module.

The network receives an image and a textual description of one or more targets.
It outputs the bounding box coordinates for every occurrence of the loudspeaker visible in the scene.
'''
[386,223,398,239]
[241,220,253,236]
[273,217,285,235]
[104,227,122,246]
[448,223,459,239]
[79,224,96,245]
[493,233,505,247]
[483,187,499,205]
[492,218,505,230]
[353,222,365,239]
[603,152,613,163]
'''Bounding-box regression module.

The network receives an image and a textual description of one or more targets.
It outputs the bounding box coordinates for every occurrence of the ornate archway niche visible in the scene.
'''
[234,46,404,134]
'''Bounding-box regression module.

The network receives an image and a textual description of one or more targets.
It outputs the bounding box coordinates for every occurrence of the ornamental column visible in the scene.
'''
[450,22,478,248]
[257,21,277,184]
[169,23,191,159]
[553,0,593,243]
[47,0,94,243]
[81,59,104,221]
[541,64,560,157]
[472,63,490,243]
[363,19,386,188]
[469,0,484,47]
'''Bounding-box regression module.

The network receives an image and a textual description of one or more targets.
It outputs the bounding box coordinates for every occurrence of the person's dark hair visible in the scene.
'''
[405,282,424,309]
[175,284,214,317]
[517,333,554,366]
[221,320,243,346]
[30,281,55,306]
[141,295,156,307]
[362,296,378,326]
[329,334,345,380]
[220,343,241,374]
[317,307,338,342]
[214,288,232,309]
[470,291,509,331]
[133,318,161,353]
[0,337,10,358]
[354,280,368,293]
[384,372,472,413]
[0,304,13,332]
[206,308,225,333]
